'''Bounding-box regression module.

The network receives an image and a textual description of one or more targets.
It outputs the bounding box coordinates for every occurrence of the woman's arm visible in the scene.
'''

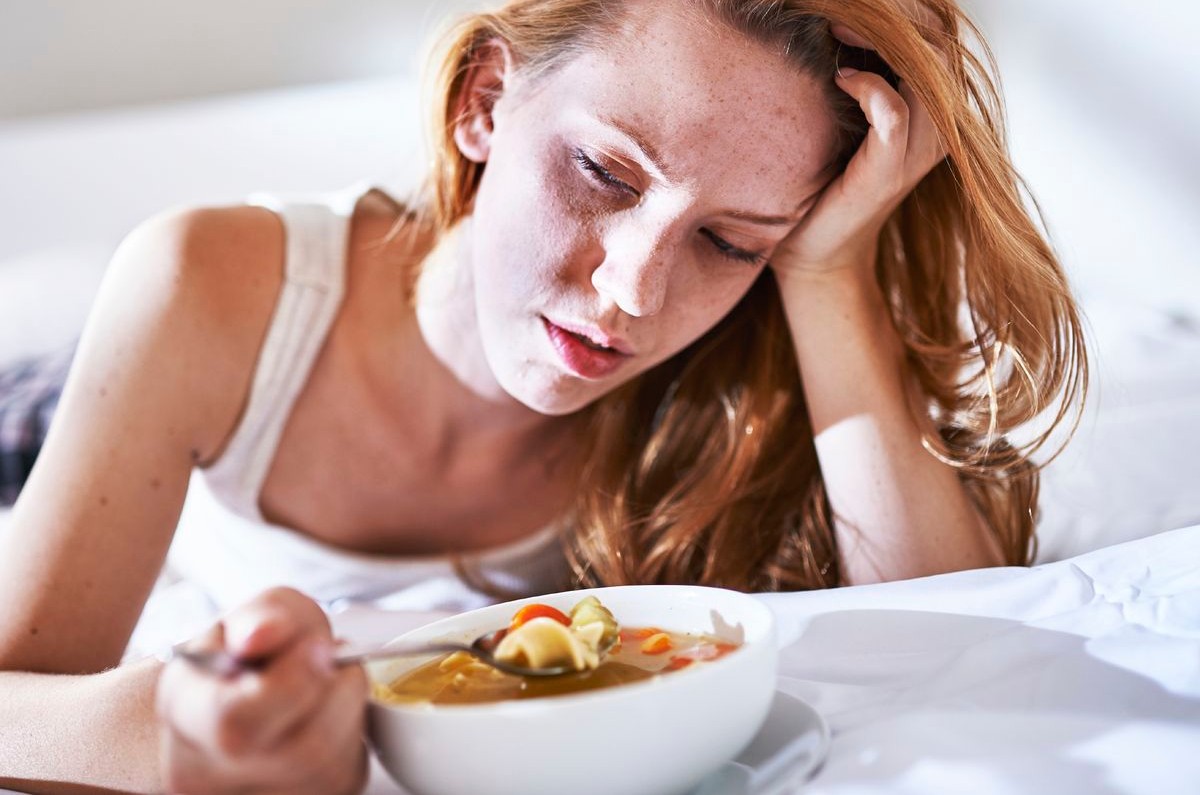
[776,267,1002,584]
[0,205,287,788]
[772,22,1003,584]
[0,591,366,795]
[0,660,162,794]
[0,205,285,672]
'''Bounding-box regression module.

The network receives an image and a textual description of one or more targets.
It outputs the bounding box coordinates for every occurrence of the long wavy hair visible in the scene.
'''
[417,0,1088,591]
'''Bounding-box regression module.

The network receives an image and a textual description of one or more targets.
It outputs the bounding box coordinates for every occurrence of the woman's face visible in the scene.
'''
[462,4,838,416]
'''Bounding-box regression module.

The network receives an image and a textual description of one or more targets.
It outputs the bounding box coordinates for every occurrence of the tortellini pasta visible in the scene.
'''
[494,596,619,672]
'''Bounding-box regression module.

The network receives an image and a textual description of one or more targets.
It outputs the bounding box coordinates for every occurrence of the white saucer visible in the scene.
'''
[690,690,830,795]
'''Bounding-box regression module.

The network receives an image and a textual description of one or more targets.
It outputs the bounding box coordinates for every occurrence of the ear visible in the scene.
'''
[453,38,514,164]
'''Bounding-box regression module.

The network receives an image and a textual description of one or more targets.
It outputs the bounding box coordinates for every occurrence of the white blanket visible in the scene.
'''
[336,525,1200,795]
[0,527,1193,795]
[764,524,1200,795]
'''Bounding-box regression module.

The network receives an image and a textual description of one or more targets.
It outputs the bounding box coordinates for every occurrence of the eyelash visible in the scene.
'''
[571,148,768,267]
[572,149,630,195]
[700,230,767,265]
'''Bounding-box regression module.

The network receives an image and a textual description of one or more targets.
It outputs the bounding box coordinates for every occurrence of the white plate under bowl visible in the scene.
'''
[691,689,830,794]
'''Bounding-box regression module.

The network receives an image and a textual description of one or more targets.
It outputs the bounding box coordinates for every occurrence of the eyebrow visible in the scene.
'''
[720,209,799,226]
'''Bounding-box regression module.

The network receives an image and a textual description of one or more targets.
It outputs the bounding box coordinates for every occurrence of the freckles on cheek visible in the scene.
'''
[669,273,761,350]
[489,178,579,304]
[521,165,595,294]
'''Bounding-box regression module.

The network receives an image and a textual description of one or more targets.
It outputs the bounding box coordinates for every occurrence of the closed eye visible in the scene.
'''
[700,229,767,266]
[574,148,766,266]
[572,149,639,197]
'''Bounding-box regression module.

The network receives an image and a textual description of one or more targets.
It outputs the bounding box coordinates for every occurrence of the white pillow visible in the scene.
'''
[1034,295,1200,562]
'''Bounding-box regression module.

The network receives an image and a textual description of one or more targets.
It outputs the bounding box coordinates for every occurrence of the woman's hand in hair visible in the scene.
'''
[770,13,948,283]
[156,587,368,795]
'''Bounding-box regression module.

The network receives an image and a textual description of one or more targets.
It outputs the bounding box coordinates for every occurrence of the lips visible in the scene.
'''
[542,317,632,380]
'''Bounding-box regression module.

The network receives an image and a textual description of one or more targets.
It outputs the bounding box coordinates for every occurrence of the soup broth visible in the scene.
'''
[374,627,739,706]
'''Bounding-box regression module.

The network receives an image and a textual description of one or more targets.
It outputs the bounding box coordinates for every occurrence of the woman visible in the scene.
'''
[0,0,1085,792]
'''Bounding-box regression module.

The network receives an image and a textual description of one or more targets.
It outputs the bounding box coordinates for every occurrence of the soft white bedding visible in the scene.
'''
[331,525,1200,794]
[767,524,1200,795]
[1,527,1193,795]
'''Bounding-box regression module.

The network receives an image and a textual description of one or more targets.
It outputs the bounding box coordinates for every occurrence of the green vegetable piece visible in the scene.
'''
[569,595,619,649]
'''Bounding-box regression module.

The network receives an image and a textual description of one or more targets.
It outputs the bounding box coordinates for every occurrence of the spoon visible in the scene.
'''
[171,628,615,678]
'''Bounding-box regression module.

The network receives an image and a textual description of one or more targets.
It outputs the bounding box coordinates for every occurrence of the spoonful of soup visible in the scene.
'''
[173,596,620,679]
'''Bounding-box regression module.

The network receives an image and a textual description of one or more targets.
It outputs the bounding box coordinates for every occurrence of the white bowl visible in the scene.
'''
[366,585,778,795]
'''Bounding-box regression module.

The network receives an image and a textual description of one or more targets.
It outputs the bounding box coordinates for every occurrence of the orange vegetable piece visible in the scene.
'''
[640,632,674,655]
[622,627,663,641]
[508,603,572,632]
[665,656,694,671]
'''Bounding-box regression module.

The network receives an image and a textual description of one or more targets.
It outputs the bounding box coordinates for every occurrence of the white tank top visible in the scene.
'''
[127,185,570,658]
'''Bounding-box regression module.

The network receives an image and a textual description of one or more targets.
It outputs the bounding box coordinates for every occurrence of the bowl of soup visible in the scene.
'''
[365,585,777,795]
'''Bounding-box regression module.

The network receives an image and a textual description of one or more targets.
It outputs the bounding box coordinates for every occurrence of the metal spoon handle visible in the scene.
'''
[332,642,475,667]
[169,642,471,675]
[170,641,569,678]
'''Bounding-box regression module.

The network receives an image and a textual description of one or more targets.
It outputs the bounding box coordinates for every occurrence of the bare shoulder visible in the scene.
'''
[114,202,284,313]
[352,188,436,256]
[94,202,288,460]
[343,188,437,297]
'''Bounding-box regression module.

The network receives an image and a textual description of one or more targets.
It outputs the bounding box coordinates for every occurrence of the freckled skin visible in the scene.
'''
[433,2,838,417]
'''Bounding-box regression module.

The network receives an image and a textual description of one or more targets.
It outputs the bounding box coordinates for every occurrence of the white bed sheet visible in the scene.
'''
[318,525,1200,795]
[2,534,1195,795]
[764,524,1200,795]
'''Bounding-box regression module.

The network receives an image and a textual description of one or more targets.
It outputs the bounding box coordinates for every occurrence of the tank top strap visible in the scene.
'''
[202,185,364,519]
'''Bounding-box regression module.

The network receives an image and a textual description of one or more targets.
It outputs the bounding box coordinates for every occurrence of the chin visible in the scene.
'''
[497,369,601,417]
[511,385,598,417]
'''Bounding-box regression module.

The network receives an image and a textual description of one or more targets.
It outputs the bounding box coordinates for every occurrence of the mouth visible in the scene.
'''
[541,317,632,380]
[566,328,616,353]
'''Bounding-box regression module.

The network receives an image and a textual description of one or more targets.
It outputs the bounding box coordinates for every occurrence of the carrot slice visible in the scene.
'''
[508,603,572,632]
[640,632,674,655]
[622,627,663,641]
[665,656,694,671]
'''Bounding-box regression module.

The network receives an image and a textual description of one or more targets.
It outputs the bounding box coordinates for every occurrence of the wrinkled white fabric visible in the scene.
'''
[341,526,1200,795]
[758,524,1200,795]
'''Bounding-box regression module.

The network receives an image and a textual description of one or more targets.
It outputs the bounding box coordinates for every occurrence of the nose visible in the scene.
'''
[590,222,673,318]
